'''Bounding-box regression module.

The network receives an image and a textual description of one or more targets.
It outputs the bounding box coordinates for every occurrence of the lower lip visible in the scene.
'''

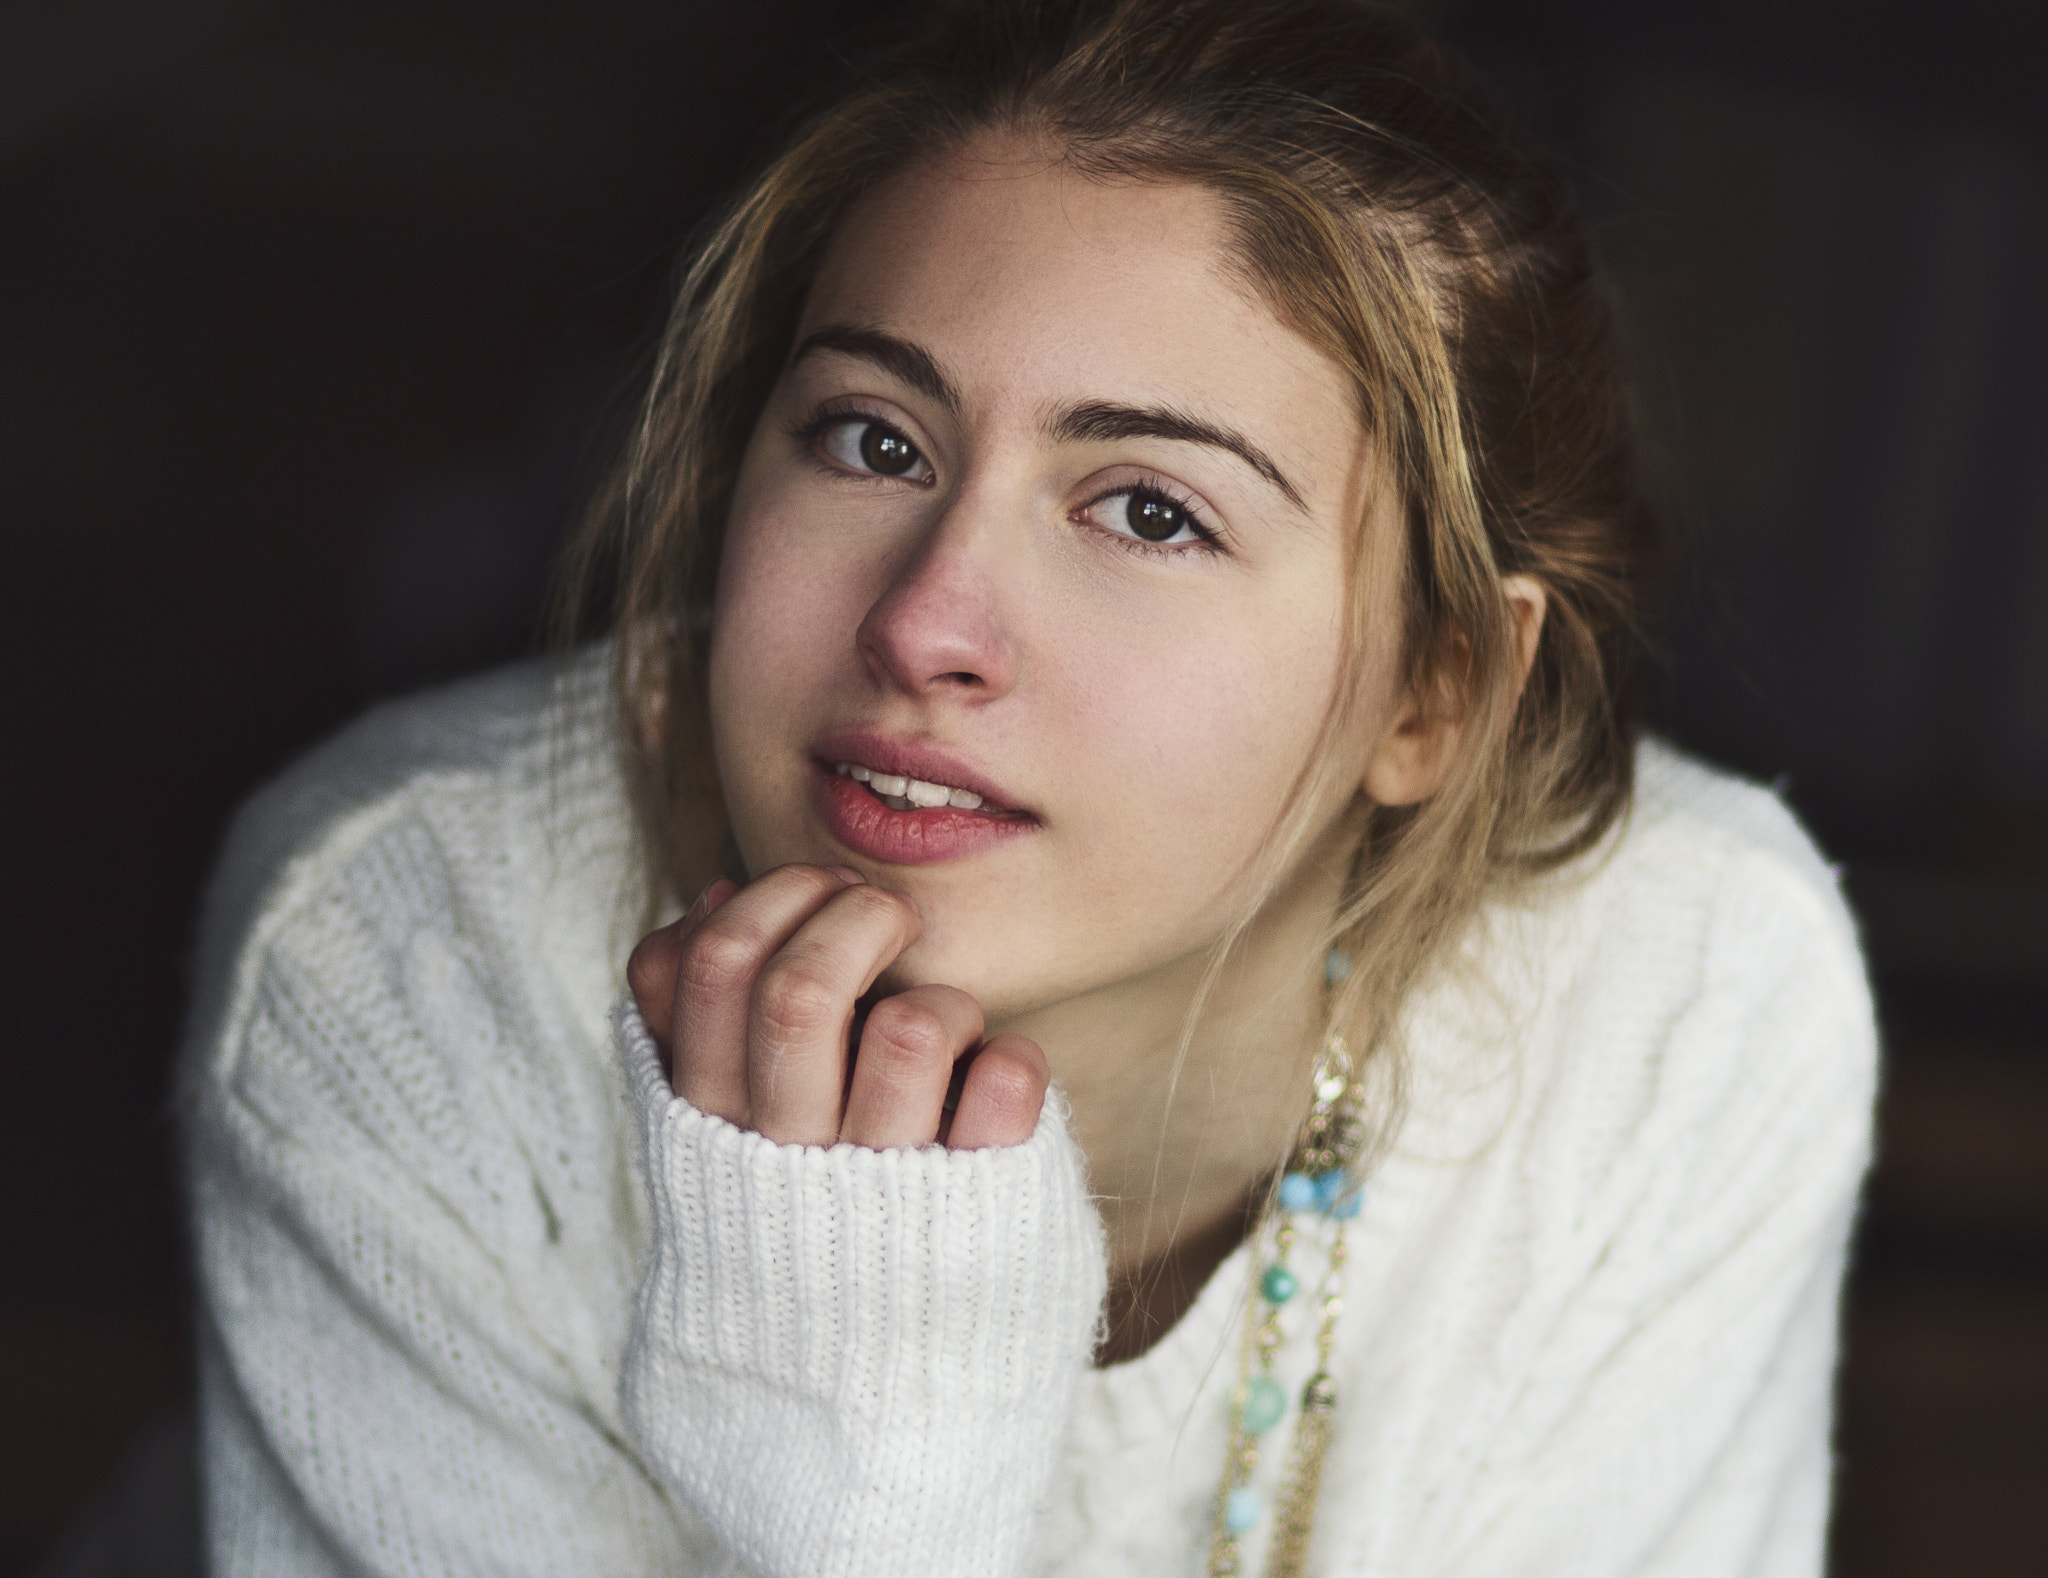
[811,762,1037,866]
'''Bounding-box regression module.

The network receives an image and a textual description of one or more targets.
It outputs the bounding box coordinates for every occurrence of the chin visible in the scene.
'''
[873,924,1043,1022]
[878,922,1003,991]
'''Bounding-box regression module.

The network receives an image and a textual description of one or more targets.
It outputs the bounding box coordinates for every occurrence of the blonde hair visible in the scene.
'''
[558,0,1657,1126]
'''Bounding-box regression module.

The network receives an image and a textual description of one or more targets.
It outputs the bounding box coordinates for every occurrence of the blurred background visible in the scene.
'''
[3,0,2043,1572]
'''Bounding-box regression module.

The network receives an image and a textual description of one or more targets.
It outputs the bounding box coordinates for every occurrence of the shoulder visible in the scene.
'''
[1414,738,1878,1233]
[1537,735,1869,995]
[201,657,565,924]
[1476,736,1870,1024]
[189,658,547,992]
[1338,746,1877,1574]
[1591,738,1873,1064]
[1622,736,1859,950]
[179,649,639,1140]
[181,650,656,1436]
[1599,734,1874,1107]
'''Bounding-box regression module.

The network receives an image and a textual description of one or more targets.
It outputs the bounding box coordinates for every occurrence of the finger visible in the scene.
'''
[626,879,738,1073]
[672,866,860,1122]
[693,877,740,923]
[626,926,681,1047]
[748,883,922,1146]
[944,1034,1050,1151]
[839,985,984,1149]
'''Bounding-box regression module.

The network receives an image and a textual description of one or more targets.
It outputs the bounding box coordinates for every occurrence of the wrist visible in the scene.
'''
[617,999,1107,1575]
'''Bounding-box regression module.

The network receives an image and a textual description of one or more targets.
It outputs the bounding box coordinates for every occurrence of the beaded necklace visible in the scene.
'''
[1205,957,1366,1578]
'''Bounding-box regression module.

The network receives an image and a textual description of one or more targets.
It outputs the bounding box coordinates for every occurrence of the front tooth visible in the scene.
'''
[869,773,908,796]
[947,787,982,810]
[905,779,951,808]
[848,764,871,781]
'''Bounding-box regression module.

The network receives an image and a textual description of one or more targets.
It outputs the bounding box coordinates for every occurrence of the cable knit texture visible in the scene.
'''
[617,1003,1107,1575]
[182,652,1876,1577]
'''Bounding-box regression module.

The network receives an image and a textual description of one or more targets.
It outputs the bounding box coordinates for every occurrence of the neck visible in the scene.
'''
[1000,827,1349,1356]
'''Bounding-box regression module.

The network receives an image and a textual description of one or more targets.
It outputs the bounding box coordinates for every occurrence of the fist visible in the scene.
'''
[627,865,1049,1150]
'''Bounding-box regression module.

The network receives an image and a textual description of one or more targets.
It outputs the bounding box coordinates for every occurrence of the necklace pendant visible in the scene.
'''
[1264,1371,1339,1578]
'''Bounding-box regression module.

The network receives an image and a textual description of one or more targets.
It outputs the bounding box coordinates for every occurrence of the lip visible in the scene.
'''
[812,731,1026,814]
[808,731,1037,867]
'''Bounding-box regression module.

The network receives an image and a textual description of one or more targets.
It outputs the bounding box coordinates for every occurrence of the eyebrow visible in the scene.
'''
[790,325,961,413]
[789,322,1306,511]
[1048,400,1306,512]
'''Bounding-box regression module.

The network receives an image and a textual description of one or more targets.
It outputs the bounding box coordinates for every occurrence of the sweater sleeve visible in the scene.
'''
[1428,834,1879,1578]
[186,827,1105,1577]
[185,834,707,1575]
[614,1002,1108,1578]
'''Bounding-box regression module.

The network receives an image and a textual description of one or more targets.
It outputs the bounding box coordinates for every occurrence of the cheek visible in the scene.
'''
[706,502,868,811]
[713,442,903,678]
[1051,592,1350,890]
[715,519,837,680]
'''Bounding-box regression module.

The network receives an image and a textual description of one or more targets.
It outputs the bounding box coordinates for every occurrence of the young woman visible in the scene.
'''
[182,2,1876,1574]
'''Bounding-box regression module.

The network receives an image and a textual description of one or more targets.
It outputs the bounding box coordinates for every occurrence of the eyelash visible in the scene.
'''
[1075,479,1223,558]
[788,402,1225,559]
[788,403,928,483]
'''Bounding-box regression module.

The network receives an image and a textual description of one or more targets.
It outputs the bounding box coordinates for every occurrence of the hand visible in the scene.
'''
[627,865,1048,1150]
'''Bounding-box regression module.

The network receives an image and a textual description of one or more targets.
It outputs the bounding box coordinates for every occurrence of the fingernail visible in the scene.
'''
[686,877,736,923]
[827,865,866,885]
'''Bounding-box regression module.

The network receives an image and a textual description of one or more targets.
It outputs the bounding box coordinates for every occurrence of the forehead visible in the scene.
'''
[809,144,1236,334]
[798,139,1356,453]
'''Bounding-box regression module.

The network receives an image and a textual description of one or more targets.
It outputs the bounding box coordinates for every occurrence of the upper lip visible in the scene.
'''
[813,730,1029,817]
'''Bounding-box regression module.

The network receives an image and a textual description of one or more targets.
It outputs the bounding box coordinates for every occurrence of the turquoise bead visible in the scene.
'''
[1225,1485,1262,1534]
[1260,1265,1298,1304]
[1277,1172,1318,1212]
[1313,1170,1349,1210]
[1324,949,1353,984]
[1331,1184,1363,1220]
[1241,1374,1287,1433]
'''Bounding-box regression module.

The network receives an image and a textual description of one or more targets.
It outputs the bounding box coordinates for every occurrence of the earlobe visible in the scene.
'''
[1360,677,1460,807]
[1358,575,1549,808]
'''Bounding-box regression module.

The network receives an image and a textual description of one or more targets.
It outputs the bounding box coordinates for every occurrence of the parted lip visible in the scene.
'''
[810,730,1031,818]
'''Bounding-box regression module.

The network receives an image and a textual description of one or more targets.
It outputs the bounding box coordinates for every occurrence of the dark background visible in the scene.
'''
[5,1,2044,1572]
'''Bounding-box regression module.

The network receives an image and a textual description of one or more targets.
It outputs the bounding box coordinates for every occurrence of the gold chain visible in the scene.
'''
[1205,1019,1364,1578]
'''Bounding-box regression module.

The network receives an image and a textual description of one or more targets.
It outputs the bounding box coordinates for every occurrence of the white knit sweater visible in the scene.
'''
[182,655,1876,1577]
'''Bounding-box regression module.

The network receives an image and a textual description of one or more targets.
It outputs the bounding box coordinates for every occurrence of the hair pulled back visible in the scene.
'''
[561,0,1659,1105]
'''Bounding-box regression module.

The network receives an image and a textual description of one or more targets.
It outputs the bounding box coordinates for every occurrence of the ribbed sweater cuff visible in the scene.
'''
[615,1001,1107,1578]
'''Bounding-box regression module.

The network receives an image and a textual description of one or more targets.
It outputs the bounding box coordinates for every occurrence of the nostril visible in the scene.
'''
[938,671,981,686]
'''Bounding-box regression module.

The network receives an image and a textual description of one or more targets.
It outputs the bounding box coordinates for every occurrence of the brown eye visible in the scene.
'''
[1127,491,1187,541]
[1077,482,1216,552]
[859,423,919,476]
[817,416,931,482]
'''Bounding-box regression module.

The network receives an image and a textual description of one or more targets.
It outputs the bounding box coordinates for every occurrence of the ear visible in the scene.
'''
[1361,574,1548,807]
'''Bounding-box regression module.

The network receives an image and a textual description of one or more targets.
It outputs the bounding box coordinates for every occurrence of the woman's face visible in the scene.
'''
[709,140,1406,1023]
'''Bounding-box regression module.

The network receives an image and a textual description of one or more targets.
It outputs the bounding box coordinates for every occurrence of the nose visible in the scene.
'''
[855,500,1019,701]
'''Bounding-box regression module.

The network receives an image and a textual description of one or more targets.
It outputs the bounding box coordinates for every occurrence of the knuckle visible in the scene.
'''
[970,1046,1048,1116]
[677,925,757,1001]
[754,961,843,1043]
[863,999,951,1068]
[625,930,673,1002]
